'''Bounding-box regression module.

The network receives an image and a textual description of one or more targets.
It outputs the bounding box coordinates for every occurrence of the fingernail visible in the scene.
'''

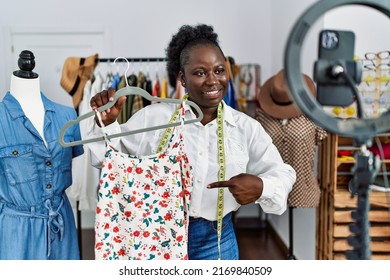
[106,108,111,113]
[109,97,114,102]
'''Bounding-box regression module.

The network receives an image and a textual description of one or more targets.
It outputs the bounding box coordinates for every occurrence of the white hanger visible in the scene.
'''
[58,57,203,147]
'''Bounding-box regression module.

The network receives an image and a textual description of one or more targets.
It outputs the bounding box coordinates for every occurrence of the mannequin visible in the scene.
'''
[0,50,84,260]
[255,69,327,260]
[10,50,45,144]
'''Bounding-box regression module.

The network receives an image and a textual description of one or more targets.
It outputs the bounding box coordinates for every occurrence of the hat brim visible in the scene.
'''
[257,72,316,119]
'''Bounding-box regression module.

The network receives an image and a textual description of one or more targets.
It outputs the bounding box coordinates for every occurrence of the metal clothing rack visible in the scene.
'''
[75,55,167,259]
[97,57,167,63]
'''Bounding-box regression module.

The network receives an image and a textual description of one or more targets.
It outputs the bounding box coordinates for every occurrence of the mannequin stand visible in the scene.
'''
[287,207,297,260]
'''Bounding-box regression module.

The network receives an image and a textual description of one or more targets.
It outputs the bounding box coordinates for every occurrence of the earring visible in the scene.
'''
[182,82,186,87]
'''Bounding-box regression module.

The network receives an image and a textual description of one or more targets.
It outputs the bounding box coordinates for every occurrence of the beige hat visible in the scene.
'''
[60,53,98,109]
[257,69,316,119]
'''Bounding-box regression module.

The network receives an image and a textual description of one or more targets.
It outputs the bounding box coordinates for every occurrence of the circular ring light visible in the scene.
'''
[284,0,390,144]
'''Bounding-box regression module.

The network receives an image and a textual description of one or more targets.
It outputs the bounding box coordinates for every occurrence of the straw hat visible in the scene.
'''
[257,69,316,119]
[60,53,98,109]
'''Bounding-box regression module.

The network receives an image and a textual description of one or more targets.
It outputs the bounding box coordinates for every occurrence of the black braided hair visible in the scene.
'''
[165,24,224,88]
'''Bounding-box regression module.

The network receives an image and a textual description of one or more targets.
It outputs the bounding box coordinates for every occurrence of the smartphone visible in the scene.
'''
[314,29,356,107]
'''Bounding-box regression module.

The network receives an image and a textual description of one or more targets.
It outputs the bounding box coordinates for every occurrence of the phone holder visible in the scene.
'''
[314,59,362,106]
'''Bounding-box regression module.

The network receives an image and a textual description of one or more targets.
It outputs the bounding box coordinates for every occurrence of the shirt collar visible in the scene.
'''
[4,91,56,120]
[183,99,237,127]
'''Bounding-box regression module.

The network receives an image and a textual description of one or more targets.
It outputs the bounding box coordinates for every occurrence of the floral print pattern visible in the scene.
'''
[95,130,192,260]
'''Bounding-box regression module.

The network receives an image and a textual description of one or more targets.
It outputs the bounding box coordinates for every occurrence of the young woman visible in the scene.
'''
[87,24,296,260]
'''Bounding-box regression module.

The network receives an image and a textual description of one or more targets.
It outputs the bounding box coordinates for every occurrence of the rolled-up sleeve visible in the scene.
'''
[247,119,296,215]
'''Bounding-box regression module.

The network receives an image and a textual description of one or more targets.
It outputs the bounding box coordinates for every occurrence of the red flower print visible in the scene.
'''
[135,167,143,174]
[151,245,156,251]
[159,201,168,208]
[130,196,136,202]
[143,231,150,238]
[95,242,103,250]
[124,211,131,217]
[113,236,122,243]
[164,213,172,221]
[118,248,126,256]
[126,166,132,173]
[157,180,165,187]
[134,231,140,237]
[135,201,143,208]
[108,174,115,181]
[96,207,101,214]
[112,187,120,195]
[164,253,170,260]
[176,235,183,242]
[108,163,112,170]
[144,184,151,190]
[99,179,103,185]
[113,226,119,233]
[104,223,110,230]
[162,191,169,199]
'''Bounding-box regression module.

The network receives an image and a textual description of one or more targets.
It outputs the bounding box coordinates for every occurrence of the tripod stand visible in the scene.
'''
[346,144,380,260]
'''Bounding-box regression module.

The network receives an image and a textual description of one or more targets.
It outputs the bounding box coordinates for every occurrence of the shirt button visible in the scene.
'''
[46,184,52,189]
[196,179,201,183]
[46,161,52,166]
[12,150,18,156]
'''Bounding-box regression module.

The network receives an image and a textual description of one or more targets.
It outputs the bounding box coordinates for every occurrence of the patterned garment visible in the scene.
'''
[95,122,192,260]
[255,108,327,208]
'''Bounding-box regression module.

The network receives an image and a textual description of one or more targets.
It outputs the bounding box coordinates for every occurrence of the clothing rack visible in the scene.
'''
[97,57,167,63]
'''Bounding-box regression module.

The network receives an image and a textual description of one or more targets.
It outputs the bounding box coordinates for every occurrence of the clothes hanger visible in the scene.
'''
[58,57,203,147]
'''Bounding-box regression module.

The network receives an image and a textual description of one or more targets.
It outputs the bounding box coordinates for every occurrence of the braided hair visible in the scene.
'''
[165,24,225,88]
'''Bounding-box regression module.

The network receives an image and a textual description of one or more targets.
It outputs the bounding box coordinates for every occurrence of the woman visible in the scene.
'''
[87,24,296,260]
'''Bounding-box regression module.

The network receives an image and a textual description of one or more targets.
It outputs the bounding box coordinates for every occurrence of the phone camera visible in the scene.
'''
[321,31,339,50]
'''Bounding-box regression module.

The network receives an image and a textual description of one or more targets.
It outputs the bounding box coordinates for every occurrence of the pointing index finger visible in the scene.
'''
[207,181,231,189]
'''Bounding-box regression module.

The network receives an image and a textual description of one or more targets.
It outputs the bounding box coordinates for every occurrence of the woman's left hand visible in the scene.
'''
[207,174,263,205]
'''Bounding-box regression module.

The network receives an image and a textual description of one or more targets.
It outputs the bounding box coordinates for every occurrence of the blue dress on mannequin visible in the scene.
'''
[0,92,83,259]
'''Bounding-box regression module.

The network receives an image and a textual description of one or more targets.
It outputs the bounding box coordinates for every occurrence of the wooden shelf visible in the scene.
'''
[316,133,390,260]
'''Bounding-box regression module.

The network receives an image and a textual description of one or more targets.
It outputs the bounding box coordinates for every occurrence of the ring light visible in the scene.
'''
[284,0,390,145]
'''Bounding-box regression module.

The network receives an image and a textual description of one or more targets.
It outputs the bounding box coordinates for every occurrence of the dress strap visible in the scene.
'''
[94,109,110,146]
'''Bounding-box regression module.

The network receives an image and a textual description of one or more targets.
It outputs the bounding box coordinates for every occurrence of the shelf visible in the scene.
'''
[316,133,390,260]
[334,188,390,208]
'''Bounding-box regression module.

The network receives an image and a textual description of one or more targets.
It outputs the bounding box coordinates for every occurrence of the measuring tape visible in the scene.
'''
[156,95,188,153]
[216,102,225,260]
[157,95,225,260]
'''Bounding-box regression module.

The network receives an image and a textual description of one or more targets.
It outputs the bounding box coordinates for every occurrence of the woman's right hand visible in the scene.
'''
[90,87,127,126]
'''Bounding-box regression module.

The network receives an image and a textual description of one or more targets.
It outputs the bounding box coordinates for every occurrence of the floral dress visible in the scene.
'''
[95,105,192,260]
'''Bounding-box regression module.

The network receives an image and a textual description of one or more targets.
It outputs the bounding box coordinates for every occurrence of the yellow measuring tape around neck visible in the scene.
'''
[156,94,189,153]
[157,96,225,260]
[216,102,225,260]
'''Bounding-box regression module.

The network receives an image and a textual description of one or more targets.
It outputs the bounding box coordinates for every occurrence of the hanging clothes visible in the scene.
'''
[67,74,102,212]
[223,57,237,108]
[94,102,192,260]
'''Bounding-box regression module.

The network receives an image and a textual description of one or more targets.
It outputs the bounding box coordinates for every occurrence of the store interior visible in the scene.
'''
[0,0,389,260]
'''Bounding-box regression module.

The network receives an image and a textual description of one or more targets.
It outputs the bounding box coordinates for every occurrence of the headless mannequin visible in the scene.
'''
[10,50,46,145]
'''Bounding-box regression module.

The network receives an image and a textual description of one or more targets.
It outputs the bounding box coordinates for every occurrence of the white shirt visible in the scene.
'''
[86,101,296,220]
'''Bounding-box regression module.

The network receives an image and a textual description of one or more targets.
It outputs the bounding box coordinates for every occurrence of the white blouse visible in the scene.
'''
[86,101,296,221]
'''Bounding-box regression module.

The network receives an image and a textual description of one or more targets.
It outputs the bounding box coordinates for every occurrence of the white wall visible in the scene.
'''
[0,0,273,96]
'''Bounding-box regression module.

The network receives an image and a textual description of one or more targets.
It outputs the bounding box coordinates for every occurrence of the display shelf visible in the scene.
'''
[316,133,390,260]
